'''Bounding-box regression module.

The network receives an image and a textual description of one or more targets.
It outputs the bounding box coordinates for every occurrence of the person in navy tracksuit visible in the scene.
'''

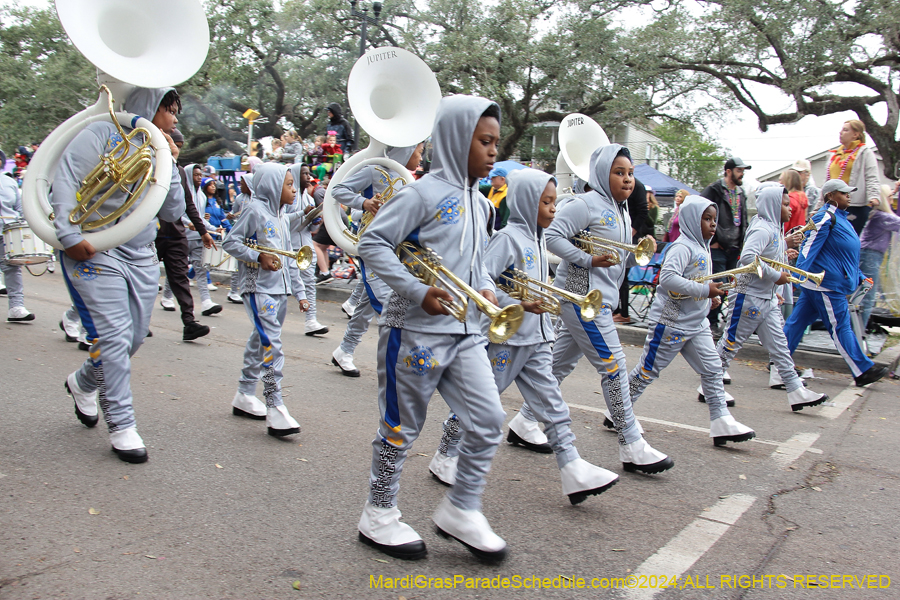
[783,179,886,387]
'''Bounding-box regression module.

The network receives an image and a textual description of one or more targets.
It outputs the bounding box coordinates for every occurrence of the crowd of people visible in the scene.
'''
[2,83,898,565]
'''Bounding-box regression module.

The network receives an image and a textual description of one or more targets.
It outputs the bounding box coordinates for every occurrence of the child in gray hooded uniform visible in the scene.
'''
[627,196,756,446]
[429,167,620,505]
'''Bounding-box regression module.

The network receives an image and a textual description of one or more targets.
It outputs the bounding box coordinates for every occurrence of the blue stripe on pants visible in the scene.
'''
[726,293,745,344]
[383,327,403,430]
[576,305,618,377]
[60,252,99,349]
[359,258,383,315]
[643,322,667,372]
[248,293,274,367]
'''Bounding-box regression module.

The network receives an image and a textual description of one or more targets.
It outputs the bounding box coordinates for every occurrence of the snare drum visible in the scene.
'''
[2,222,53,265]
[202,245,238,274]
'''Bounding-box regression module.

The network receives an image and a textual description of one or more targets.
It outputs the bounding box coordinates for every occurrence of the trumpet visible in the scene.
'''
[243,238,313,271]
[786,218,817,237]
[298,204,324,230]
[572,231,655,266]
[498,268,604,321]
[396,241,524,343]
[758,257,825,286]
[668,257,764,300]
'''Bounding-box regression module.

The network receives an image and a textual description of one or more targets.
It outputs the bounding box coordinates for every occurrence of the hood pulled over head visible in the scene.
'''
[506,168,555,237]
[756,185,785,226]
[327,102,343,122]
[386,144,421,170]
[429,94,500,188]
[252,163,289,214]
[678,195,716,249]
[124,87,174,125]
[587,144,630,202]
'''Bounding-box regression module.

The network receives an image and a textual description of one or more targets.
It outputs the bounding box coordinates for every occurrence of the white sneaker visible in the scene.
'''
[305,319,329,336]
[160,296,176,311]
[433,496,508,563]
[201,299,222,316]
[560,458,619,505]
[60,312,81,341]
[189,280,195,287]
[66,372,98,427]
[709,415,756,446]
[697,385,735,407]
[342,298,356,318]
[7,306,34,322]
[428,452,458,486]
[332,347,360,377]
[619,437,674,474]
[232,391,266,420]
[358,501,426,560]
[109,427,147,463]
[267,405,300,437]
[723,370,732,384]
[787,386,829,412]
[207,283,218,291]
[227,292,243,304]
[601,408,644,434]
[507,411,551,453]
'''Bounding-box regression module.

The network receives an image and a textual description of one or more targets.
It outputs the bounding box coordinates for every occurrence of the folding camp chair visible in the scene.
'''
[626,246,667,323]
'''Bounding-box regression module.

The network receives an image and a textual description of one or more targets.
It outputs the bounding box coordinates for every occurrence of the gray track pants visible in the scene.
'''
[368,328,504,511]
[552,302,641,445]
[288,258,318,322]
[339,276,391,355]
[239,292,289,408]
[60,252,157,431]
[718,293,802,393]
[629,323,730,421]
[0,238,25,309]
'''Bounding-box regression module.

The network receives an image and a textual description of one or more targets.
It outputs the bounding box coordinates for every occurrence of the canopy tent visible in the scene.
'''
[634,164,698,198]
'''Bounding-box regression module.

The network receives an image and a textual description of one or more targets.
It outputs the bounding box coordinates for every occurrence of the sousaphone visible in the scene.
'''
[555,113,610,195]
[22,0,210,251]
[322,47,441,256]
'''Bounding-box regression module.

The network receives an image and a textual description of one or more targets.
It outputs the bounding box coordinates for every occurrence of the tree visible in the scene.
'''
[0,5,94,154]
[647,0,900,178]
[653,121,726,190]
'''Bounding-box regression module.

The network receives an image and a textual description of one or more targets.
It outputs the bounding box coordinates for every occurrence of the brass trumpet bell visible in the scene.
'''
[397,242,524,343]
[572,232,655,266]
[243,239,313,271]
[668,257,764,300]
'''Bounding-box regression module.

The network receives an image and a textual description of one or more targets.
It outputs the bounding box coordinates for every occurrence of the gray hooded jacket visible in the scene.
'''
[223,163,293,296]
[181,163,215,241]
[545,144,634,311]
[735,185,786,298]
[646,195,715,333]
[485,168,555,346]
[52,86,185,265]
[284,164,316,250]
[0,173,22,222]
[357,95,497,335]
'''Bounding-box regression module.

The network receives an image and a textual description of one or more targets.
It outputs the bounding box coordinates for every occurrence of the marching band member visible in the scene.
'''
[222,163,302,436]
[429,168,619,504]
[185,165,221,316]
[356,96,508,563]
[1,165,34,322]
[54,86,186,463]
[225,173,254,304]
[545,144,674,474]
[712,186,829,411]
[625,196,756,446]
[329,143,424,377]
[285,164,328,335]
[783,179,887,387]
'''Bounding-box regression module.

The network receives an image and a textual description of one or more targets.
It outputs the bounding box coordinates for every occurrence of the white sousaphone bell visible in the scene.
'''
[555,112,610,195]
[322,46,442,256]
[22,0,210,251]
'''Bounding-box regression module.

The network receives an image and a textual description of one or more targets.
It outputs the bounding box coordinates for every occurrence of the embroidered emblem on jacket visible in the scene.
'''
[600,209,617,228]
[523,247,536,270]
[435,197,464,225]
[264,220,278,239]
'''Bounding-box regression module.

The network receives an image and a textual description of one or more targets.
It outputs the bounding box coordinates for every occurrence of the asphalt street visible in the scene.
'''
[1,270,897,599]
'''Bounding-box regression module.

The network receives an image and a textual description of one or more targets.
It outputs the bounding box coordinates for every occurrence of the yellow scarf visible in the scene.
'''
[828,140,862,184]
[488,184,508,209]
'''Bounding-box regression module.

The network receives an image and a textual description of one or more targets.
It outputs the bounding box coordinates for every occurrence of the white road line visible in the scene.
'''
[567,403,822,452]
[817,386,866,420]
[623,494,757,600]
[770,432,821,468]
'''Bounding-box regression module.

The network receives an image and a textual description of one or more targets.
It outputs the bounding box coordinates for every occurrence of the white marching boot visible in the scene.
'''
[267,405,300,437]
[358,501,426,560]
[341,298,356,318]
[619,437,674,474]
[769,366,785,389]
[200,298,222,316]
[601,408,644,434]
[429,452,458,486]
[697,385,735,407]
[332,347,360,377]
[723,370,732,384]
[160,296,176,311]
[506,411,551,453]
[232,391,266,420]
[709,415,756,446]
[787,386,829,412]
[60,313,80,341]
[560,458,619,505]
[432,496,508,563]
[109,427,147,463]
[305,319,329,336]
[66,371,98,428]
